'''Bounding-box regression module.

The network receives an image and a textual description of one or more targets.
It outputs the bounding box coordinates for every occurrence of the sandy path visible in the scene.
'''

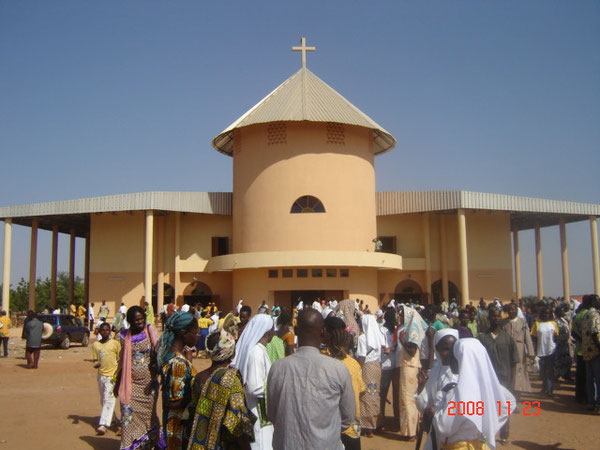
[0,328,596,449]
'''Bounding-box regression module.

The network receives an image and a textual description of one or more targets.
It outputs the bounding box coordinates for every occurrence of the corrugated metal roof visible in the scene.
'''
[0,191,232,219]
[2,190,597,233]
[377,191,600,216]
[212,68,396,156]
[377,191,600,230]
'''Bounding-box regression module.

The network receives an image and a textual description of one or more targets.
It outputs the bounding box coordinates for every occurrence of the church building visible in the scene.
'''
[2,39,599,315]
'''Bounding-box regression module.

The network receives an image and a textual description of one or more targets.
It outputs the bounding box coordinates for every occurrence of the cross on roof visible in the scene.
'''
[292,37,315,69]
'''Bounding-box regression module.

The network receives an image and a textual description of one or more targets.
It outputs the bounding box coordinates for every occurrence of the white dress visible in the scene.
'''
[245,343,274,449]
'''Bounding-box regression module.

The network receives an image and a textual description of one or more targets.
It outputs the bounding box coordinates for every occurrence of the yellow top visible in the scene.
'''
[77,305,86,319]
[0,316,12,338]
[217,318,225,329]
[70,304,77,315]
[530,320,559,336]
[197,317,214,329]
[92,339,121,378]
[341,355,364,438]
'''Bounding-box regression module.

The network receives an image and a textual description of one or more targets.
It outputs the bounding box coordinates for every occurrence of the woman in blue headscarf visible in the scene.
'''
[157,311,199,450]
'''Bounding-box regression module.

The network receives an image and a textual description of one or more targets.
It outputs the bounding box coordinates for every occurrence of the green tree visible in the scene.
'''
[0,272,85,313]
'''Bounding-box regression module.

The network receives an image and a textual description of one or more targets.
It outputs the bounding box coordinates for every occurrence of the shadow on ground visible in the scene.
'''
[511,441,576,450]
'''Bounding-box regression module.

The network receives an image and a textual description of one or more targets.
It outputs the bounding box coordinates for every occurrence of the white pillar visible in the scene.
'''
[69,229,76,304]
[439,215,449,302]
[457,209,469,306]
[512,229,522,300]
[174,212,181,306]
[2,219,12,313]
[156,216,165,314]
[50,225,58,308]
[591,216,600,296]
[84,232,90,306]
[144,211,154,305]
[559,218,570,301]
[423,213,432,304]
[535,224,544,299]
[28,219,38,310]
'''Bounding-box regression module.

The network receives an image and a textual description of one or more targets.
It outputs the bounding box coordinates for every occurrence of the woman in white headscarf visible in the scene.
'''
[231,314,275,449]
[415,328,459,450]
[356,314,385,437]
[432,338,516,450]
[396,306,428,440]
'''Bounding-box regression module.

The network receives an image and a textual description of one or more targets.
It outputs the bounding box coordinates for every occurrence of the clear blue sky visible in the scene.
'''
[1,1,599,297]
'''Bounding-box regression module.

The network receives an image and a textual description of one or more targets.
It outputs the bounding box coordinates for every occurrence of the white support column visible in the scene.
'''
[144,210,154,305]
[439,215,449,302]
[50,225,58,308]
[174,212,181,306]
[512,229,522,300]
[69,229,76,304]
[28,219,38,310]
[535,224,544,299]
[457,209,470,306]
[84,232,90,306]
[423,213,432,304]
[2,219,12,313]
[157,216,165,315]
[591,216,600,296]
[559,218,570,301]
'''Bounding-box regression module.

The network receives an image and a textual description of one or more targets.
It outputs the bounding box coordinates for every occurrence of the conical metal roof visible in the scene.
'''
[212,68,396,156]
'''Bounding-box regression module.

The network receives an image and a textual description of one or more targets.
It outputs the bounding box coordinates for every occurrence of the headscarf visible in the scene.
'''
[220,312,239,338]
[418,328,460,414]
[231,314,274,382]
[451,338,516,449]
[402,306,428,345]
[361,314,385,353]
[206,329,236,362]
[157,311,195,367]
[336,299,359,336]
[321,306,333,319]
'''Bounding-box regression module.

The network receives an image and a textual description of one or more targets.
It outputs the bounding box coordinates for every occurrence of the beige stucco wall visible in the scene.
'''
[90,212,234,311]
[232,267,379,312]
[377,213,425,258]
[178,214,232,272]
[232,122,377,253]
[377,211,514,302]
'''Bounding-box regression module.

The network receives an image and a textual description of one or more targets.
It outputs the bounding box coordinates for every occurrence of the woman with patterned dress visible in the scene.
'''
[554,305,573,381]
[356,314,384,438]
[115,306,161,450]
[188,328,255,449]
[158,312,199,449]
[397,306,427,441]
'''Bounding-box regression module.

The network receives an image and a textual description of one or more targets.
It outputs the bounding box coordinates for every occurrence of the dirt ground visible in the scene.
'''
[0,327,597,450]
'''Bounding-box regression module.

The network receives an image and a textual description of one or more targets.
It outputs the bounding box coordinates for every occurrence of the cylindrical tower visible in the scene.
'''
[231,121,376,253]
[211,67,398,310]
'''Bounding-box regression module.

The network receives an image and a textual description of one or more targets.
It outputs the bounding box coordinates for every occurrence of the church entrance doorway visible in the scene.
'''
[273,290,345,311]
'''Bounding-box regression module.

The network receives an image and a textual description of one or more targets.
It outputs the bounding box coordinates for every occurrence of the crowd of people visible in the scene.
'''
[11,291,600,450]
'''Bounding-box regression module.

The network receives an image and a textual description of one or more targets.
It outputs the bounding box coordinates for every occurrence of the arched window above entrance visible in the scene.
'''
[290,195,325,213]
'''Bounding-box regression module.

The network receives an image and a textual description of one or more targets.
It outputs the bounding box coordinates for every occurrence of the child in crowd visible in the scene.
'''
[531,306,559,397]
[91,322,121,435]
